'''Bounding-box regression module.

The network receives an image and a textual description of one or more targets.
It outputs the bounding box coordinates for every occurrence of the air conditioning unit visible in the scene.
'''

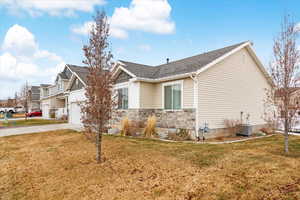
[238,124,252,136]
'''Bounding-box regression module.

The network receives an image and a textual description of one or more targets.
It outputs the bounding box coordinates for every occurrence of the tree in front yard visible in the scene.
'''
[81,10,114,163]
[265,15,300,153]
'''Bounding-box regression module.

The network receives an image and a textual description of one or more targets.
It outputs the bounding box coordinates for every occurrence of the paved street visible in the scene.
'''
[0,123,83,137]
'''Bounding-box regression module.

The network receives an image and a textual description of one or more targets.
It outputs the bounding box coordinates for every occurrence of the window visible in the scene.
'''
[164,83,182,110]
[117,88,128,109]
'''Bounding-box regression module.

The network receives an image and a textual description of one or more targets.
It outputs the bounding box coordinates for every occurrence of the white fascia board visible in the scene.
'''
[74,72,87,87]
[67,71,87,90]
[66,64,87,86]
[66,64,74,73]
[111,61,122,75]
[65,74,77,91]
[132,73,191,83]
[195,42,251,75]
[119,65,137,78]
[245,45,275,87]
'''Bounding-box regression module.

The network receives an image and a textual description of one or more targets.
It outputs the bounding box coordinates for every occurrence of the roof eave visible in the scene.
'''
[132,72,191,83]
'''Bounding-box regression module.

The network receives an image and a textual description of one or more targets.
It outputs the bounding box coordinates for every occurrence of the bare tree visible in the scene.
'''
[265,15,300,153]
[14,92,18,107]
[81,10,114,163]
[20,81,30,119]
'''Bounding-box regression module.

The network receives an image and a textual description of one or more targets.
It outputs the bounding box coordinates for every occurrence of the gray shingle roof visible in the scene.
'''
[58,72,68,79]
[119,42,247,79]
[68,65,89,84]
[40,84,51,88]
[30,86,40,93]
[118,61,158,79]
[31,93,40,101]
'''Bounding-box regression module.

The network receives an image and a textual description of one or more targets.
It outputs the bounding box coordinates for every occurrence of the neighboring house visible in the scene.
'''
[65,66,89,124]
[275,87,300,117]
[66,41,273,138]
[40,65,81,119]
[28,86,41,112]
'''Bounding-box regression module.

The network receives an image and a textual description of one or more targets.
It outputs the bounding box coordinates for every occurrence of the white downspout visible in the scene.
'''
[190,73,199,139]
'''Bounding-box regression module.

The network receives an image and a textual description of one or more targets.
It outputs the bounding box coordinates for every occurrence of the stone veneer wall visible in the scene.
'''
[111,109,267,139]
[111,109,196,135]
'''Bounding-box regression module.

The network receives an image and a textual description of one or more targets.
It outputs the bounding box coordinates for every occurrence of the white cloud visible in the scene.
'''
[71,0,175,39]
[110,0,175,35]
[110,27,128,39]
[138,44,151,52]
[71,21,129,39]
[0,24,65,98]
[2,24,38,56]
[71,21,95,35]
[0,0,106,16]
[34,50,63,62]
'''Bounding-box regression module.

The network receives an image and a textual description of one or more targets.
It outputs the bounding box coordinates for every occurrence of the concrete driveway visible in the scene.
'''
[0,123,83,137]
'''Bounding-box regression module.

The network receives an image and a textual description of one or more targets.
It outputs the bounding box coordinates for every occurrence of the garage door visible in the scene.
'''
[42,104,49,119]
[70,103,82,125]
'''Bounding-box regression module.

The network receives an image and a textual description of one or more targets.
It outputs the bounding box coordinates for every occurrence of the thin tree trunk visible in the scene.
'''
[96,127,102,163]
[284,115,289,153]
[284,131,289,153]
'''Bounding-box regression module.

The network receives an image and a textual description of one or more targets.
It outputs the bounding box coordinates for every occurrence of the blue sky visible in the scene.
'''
[0,0,299,98]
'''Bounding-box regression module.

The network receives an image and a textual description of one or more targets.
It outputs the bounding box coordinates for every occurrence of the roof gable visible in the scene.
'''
[118,41,248,80]
[70,77,84,91]
[115,70,133,83]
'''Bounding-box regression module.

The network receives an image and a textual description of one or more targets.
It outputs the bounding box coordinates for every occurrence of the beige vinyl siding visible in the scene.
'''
[183,78,194,108]
[140,82,156,108]
[139,78,194,109]
[41,97,65,108]
[197,47,271,129]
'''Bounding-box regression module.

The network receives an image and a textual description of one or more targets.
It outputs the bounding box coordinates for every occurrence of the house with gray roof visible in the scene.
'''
[40,64,88,119]
[66,41,273,139]
[28,86,41,112]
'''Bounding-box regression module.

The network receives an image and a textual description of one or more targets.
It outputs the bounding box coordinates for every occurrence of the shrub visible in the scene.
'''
[223,119,241,135]
[260,127,273,135]
[60,115,68,121]
[167,129,191,141]
[120,117,130,136]
[120,118,142,136]
[50,112,55,119]
[143,115,157,137]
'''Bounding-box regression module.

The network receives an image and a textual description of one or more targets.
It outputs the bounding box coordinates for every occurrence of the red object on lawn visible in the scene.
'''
[26,111,42,117]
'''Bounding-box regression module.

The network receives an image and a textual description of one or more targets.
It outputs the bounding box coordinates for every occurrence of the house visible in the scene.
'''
[40,65,86,119]
[27,86,41,112]
[65,66,89,124]
[275,87,300,118]
[67,41,273,138]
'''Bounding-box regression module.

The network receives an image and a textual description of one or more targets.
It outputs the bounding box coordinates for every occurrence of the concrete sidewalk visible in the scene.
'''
[0,117,43,121]
[0,123,83,137]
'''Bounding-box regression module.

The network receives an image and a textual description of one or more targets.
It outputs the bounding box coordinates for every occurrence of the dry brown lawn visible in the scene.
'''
[0,130,300,200]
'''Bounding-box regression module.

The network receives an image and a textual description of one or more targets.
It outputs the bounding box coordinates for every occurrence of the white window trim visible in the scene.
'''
[162,80,184,111]
[114,82,129,89]
[115,85,129,110]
